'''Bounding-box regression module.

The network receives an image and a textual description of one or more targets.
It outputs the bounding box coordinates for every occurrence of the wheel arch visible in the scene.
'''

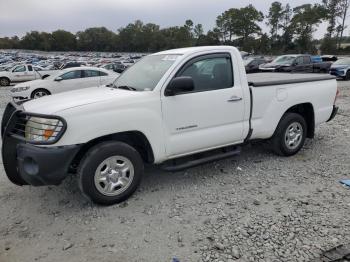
[284,103,315,138]
[70,131,155,172]
[31,88,51,98]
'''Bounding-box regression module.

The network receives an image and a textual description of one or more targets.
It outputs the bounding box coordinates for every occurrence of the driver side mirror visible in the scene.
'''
[165,76,194,96]
[55,76,63,82]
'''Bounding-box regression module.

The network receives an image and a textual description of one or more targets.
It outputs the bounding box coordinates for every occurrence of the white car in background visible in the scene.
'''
[11,67,119,101]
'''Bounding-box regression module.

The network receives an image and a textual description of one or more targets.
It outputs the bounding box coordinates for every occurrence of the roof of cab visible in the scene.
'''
[153,46,237,56]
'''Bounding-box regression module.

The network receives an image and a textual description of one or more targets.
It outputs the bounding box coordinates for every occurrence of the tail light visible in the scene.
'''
[334,87,340,104]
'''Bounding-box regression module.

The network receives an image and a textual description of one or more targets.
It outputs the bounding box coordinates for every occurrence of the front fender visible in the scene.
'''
[51,99,166,163]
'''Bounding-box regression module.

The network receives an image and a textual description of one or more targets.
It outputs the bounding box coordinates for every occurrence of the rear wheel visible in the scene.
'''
[271,113,307,156]
[0,78,10,86]
[31,88,50,99]
[78,141,144,205]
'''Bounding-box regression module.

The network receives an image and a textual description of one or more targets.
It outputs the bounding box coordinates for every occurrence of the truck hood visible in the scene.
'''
[23,86,139,114]
[15,79,49,88]
[330,64,350,69]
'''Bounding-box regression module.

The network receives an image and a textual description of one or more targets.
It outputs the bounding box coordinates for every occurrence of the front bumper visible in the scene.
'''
[15,143,80,186]
[2,102,81,186]
[330,70,346,77]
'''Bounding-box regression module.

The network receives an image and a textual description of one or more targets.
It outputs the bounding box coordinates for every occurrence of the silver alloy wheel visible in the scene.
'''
[33,91,48,99]
[94,156,135,197]
[284,122,303,150]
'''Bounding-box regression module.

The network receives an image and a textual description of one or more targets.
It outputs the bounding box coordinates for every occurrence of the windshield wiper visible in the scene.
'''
[115,85,137,91]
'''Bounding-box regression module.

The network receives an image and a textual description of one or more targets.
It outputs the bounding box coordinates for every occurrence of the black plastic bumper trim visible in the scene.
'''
[327,105,338,122]
[16,143,81,186]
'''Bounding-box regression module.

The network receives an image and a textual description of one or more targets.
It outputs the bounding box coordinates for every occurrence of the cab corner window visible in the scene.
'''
[178,55,233,93]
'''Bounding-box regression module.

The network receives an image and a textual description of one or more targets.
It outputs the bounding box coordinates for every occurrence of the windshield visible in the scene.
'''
[334,58,350,65]
[112,54,181,91]
[45,69,69,80]
[273,55,297,65]
[243,58,253,66]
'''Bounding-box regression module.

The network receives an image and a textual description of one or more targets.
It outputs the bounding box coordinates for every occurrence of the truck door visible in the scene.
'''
[81,70,102,88]
[11,65,28,82]
[293,57,305,72]
[25,65,37,81]
[303,56,313,73]
[161,53,245,157]
[53,69,84,93]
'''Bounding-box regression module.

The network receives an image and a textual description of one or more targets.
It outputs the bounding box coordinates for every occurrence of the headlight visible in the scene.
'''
[24,116,66,143]
[11,86,30,93]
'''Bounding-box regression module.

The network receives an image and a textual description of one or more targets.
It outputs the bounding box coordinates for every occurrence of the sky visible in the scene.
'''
[0,0,342,39]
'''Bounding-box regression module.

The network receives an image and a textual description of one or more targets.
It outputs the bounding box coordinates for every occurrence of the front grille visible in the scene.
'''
[9,113,28,139]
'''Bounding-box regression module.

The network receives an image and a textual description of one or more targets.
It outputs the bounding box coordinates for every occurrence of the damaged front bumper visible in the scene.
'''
[1,102,81,186]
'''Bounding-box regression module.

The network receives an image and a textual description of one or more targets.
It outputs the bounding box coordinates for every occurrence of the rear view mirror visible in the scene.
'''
[165,76,194,96]
[55,76,63,82]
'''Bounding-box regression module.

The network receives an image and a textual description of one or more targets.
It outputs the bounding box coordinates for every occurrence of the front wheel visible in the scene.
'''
[31,88,50,99]
[271,113,307,156]
[0,78,10,86]
[78,141,144,205]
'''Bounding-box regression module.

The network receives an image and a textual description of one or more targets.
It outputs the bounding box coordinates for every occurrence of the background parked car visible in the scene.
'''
[329,58,350,80]
[101,62,127,73]
[244,57,267,73]
[11,67,119,102]
[321,55,338,62]
[0,64,57,86]
[259,54,332,73]
[59,61,87,69]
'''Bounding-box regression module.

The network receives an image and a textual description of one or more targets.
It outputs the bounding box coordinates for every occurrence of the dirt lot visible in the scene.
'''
[0,81,349,262]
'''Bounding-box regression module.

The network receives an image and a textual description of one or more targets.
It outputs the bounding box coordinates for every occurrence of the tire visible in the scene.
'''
[0,77,10,86]
[345,70,350,81]
[271,113,307,156]
[31,88,50,99]
[78,141,144,205]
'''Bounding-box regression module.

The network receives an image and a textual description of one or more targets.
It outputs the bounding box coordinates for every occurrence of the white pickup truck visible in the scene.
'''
[1,46,339,205]
[0,64,57,86]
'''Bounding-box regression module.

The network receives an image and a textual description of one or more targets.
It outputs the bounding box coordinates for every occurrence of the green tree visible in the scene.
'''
[21,31,53,51]
[216,5,264,51]
[291,4,326,53]
[76,27,115,51]
[280,4,294,52]
[267,2,284,41]
[50,30,77,51]
[194,24,204,39]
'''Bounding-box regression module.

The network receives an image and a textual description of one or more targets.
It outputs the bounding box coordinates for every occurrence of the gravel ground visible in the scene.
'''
[0,81,349,262]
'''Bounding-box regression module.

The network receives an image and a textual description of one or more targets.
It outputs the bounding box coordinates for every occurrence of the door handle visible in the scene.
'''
[227,96,242,102]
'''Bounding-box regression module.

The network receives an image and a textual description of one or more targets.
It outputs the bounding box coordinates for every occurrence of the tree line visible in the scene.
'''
[0,0,350,54]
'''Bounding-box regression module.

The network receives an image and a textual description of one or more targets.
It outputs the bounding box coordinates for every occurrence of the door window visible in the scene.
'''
[28,65,33,71]
[84,70,101,78]
[303,56,311,64]
[99,71,108,76]
[60,70,82,80]
[13,65,26,72]
[295,57,304,65]
[177,55,233,93]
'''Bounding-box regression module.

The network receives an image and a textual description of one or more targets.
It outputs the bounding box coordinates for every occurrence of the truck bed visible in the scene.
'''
[248,73,335,87]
